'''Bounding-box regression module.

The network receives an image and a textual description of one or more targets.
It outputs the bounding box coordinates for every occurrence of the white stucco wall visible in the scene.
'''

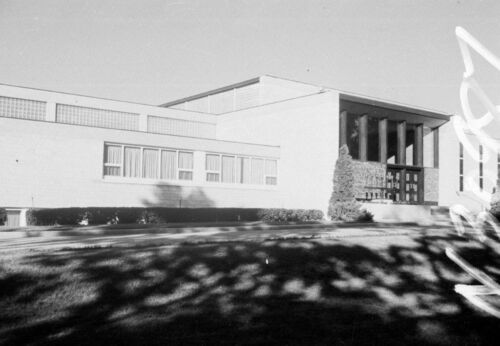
[0,117,281,209]
[217,91,340,216]
[438,119,498,212]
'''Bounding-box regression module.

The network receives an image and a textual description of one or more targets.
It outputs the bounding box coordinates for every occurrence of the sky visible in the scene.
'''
[1,0,500,116]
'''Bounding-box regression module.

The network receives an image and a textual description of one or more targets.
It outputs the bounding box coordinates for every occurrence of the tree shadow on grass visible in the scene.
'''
[1,230,500,345]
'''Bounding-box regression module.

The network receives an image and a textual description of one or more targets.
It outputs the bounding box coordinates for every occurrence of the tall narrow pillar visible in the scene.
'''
[359,114,368,161]
[379,118,387,163]
[339,110,347,148]
[414,124,423,166]
[397,121,406,165]
[433,127,439,168]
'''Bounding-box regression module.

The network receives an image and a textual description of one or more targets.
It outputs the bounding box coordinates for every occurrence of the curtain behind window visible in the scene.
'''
[178,152,193,180]
[124,147,141,177]
[222,156,235,183]
[251,158,264,184]
[143,149,158,179]
[161,150,176,180]
[104,145,122,176]
[206,154,220,182]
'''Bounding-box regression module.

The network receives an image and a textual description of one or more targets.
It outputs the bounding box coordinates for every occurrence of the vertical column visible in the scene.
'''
[359,114,368,161]
[45,102,56,122]
[339,110,347,148]
[414,124,423,166]
[397,121,406,165]
[433,127,439,168]
[379,118,387,163]
[139,113,148,132]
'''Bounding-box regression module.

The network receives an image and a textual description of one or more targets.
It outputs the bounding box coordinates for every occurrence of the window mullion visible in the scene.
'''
[121,145,125,177]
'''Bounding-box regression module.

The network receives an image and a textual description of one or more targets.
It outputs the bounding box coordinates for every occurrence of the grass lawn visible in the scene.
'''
[1,228,500,345]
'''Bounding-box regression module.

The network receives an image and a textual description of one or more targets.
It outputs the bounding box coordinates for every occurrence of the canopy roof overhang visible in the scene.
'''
[340,94,451,128]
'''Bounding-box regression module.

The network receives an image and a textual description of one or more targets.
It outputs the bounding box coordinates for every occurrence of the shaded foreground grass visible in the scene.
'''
[1,229,500,345]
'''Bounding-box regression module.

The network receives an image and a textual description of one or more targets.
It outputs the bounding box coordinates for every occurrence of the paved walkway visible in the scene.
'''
[0,222,453,252]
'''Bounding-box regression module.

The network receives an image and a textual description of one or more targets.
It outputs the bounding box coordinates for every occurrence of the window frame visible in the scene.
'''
[103,144,123,177]
[205,153,222,182]
[264,159,278,186]
[103,142,194,181]
[205,152,278,186]
[178,151,194,181]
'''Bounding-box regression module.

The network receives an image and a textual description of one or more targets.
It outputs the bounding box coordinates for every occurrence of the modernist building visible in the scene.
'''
[0,75,494,226]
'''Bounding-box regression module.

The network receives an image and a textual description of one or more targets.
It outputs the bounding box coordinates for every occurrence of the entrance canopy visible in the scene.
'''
[340,94,451,128]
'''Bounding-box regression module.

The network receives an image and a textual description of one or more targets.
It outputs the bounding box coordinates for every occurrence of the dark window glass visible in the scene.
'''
[346,114,359,159]
[387,120,398,164]
[406,124,415,166]
[479,145,483,190]
[367,116,379,162]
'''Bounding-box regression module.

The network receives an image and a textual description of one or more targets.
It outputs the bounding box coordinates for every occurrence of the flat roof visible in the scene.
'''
[160,77,260,108]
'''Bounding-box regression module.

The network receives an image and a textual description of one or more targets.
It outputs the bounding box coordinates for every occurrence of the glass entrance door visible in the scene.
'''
[386,166,422,204]
[386,168,402,202]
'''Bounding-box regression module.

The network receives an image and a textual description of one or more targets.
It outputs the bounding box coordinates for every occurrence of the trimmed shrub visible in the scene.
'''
[328,145,373,222]
[137,210,166,224]
[356,208,374,222]
[27,208,263,226]
[27,207,327,226]
[257,208,324,223]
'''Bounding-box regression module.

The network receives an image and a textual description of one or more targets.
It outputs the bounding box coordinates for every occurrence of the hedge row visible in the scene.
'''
[256,208,324,223]
[25,207,324,226]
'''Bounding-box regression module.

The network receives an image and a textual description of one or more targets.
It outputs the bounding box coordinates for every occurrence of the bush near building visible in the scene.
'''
[256,209,323,223]
[328,145,373,222]
[25,207,324,226]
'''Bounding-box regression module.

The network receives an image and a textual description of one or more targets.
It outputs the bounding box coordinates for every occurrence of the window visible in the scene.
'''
[367,116,379,162]
[103,143,193,181]
[251,158,264,184]
[160,150,176,180]
[206,154,220,182]
[459,143,464,192]
[104,144,122,176]
[143,148,159,179]
[178,152,194,180]
[479,144,483,190]
[124,147,141,178]
[205,153,278,185]
[346,114,359,159]
[405,124,415,166]
[222,156,235,183]
[387,120,398,164]
[265,159,278,185]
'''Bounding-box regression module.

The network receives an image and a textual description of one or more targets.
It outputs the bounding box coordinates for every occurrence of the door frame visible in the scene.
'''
[386,164,424,204]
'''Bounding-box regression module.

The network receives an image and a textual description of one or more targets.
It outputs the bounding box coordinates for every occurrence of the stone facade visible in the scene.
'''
[424,167,439,203]
[352,161,387,200]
